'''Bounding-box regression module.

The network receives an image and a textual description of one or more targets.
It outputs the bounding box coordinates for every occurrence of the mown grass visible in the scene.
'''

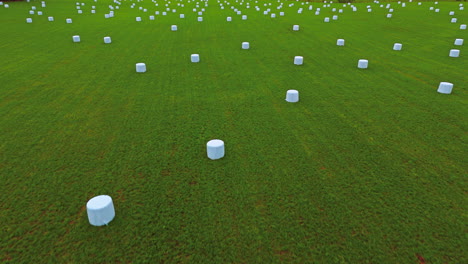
[0,0,466,263]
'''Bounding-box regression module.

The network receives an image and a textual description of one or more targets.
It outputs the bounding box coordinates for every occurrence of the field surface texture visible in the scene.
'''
[0,0,467,263]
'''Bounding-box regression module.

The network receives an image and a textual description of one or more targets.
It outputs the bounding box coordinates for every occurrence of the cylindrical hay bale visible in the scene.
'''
[171,25,177,31]
[78,10,83,14]
[136,17,142,22]
[86,195,115,226]
[337,39,345,46]
[332,15,338,20]
[72,35,80,43]
[180,14,185,18]
[451,18,457,23]
[66,18,72,23]
[105,14,110,19]
[358,59,368,69]
[29,10,34,15]
[285,90,299,103]
[207,140,225,160]
[48,16,54,22]
[227,16,232,21]
[393,43,402,50]
[150,16,155,20]
[136,63,146,73]
[104,37,111,44]
[293,25,299,31]
[26,18,32,23]
[198,17,203,21]
[191,54,200,63]
[437,82,453,94]
[242,42,250,49]
[454,39,464,45]
[242,15,247,20]
[91,10,96,14]
[280,12,284,16]
[449,49,460,57]
[461,24,467,30]
[449,11,455,15]
[324,17,330,22]
[387,14,392,18]
[294,56,303,65]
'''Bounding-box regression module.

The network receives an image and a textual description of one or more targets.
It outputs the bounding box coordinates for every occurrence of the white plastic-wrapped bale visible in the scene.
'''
[294,56,303,65]
[136,63,146,73]
[104,37,111,44]
[86,195,115,226]
[358,59,368,69]
[285,90,299,103]
[66,18,73,23]
[242,42,250,49]
[207,140,225,160]
[393,43,402,50]
[293,25,299,31]
[136,17,142,22]
[73,35,80,42]
[171,25,177,31]
[454,39,463,45]
[191,54,200,63]
[437,82,453,94]
[337,39,345,46]
[449,49,460,57]
[48,16,54,22]
[26,18,32,23]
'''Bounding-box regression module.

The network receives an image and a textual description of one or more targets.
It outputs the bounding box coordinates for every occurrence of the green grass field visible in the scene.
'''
[0,0,466,263]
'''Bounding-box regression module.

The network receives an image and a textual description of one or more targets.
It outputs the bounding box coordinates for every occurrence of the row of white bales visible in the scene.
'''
[4,0,466,95]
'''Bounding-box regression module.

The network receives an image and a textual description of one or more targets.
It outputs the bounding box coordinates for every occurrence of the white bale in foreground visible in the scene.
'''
[460,24,467,30]
[66,18,72,23]
[72,35,80,42]
[191,54,200,63]
[26,18,32,23]
[171,25,178,31]
[393,43,402,50]
[136,63,146,73]
[358,59,368,69]
[449,49,460,57]
[337,39,345,46]
[242,42,250,49]
[104,37,111,44]
[294,56,303,65]
[293,25,299,31]
[207,139,225,160]
[48,16,54,22]
[285,90,299,103]
[86,195,115,226]
[454,39,463,45]
[437,82,453,94]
